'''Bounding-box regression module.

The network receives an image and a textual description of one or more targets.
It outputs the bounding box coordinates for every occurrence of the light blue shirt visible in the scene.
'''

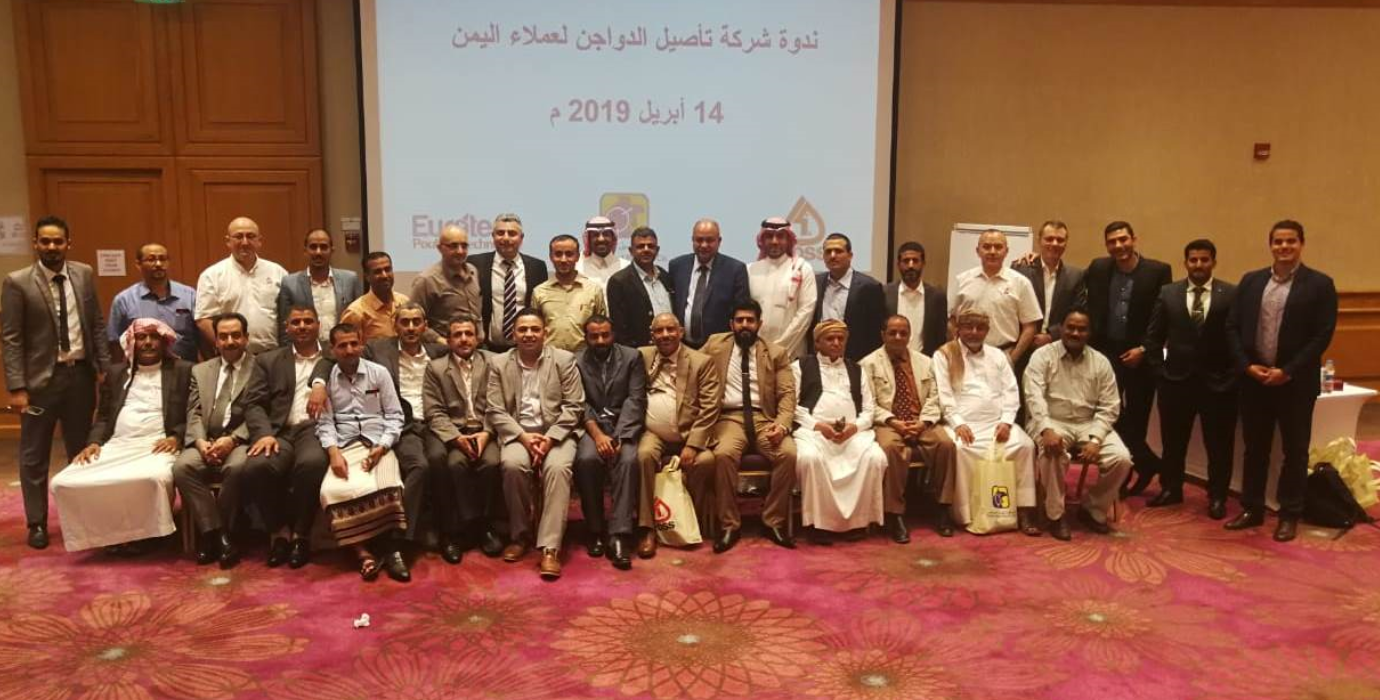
[316,358,404,450]
[640,266,673,317]
[108,280,199,361]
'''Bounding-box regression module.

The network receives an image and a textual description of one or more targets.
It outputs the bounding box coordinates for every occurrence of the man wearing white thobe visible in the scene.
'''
[748,218,817,360]
[575,216,629,299]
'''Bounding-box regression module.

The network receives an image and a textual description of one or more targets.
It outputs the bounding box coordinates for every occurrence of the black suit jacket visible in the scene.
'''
[575,344,648,441]
[606,263,674,348]
[812,270,886,361]
[1226,264,1337,395]
[883,281,947,356]
[243,344,332,440]
[1083,256,1173,355]
[1144,278,1238,392]
[668,253,750,347]
[1011,260,1088,340]
[88,359,193,445]
[469,251,549,343]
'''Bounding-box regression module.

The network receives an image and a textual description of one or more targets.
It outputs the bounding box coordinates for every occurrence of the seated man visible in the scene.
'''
[636,313,719,557]
[423,314,503,563]
[703,299,797,553]
[1023,310,1132,539]
[241,306,331,568]
[573,314,647,570]
[172,312,257,567]
[861,315,959,539]
[51,319,192,553]
[932,308,1040,535]
[486,307,585,580]
[317,323,411,581]
[792,320,889,544]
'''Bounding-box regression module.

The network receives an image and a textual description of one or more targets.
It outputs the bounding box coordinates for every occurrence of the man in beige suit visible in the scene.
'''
[702,299,797,553]
[861,315,959,540]
[486,307,585,580]
[636,313,720,558]
[2,216,110,549]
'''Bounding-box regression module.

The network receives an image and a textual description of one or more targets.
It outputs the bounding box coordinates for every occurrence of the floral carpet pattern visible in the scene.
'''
[1,475,1377,700]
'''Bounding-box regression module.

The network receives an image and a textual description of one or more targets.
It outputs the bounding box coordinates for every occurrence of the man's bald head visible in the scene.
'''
[226,216,262,265]
[438,224,470,270]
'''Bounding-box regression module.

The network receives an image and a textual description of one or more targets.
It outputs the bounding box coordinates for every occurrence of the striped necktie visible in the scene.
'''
[501,258,517,341]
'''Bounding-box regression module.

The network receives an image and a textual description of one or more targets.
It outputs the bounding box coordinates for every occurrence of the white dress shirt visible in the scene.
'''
[287,344,323,426]
[896,282,926,353]
[1186,277,1214,319]
[721,343,760,411]
[195,255,288,354]
[397,343,429,416]
[949,266,1043,347]
[309,272,338,342]
[682,256,715,323]
[41,263,86,362]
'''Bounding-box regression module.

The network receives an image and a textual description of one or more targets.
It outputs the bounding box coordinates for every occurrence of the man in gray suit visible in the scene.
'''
[573,314,647,571]
[2,216,110,549]
[275,229,364,346]
[486,307,585,580]
[172,312,257,568]
[1010,220,1088,355]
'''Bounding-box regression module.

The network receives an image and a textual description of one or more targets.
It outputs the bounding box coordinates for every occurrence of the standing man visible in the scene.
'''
[340,252,410,342]
[107,243,199,362]
[948,229,1042,365]
[669,218,750,349]
[884,242,947,356]
[747,217,817,360]
[702,300,798,553]
[195,216,288,355]
[573,315,647,570]
[1011,221,1087,354]
[410,223,482,340]
[606,227,674,348]
[3,216,109,549]
[531,235,607,352]
[812,233,886,361]
[486,308,585,580]
[1225,220,1337,542]
[470,213,549,352]
[1083,221,1172,497]
[1143,239,1238,518]
[275,229,363,346]
[575,216,629,293]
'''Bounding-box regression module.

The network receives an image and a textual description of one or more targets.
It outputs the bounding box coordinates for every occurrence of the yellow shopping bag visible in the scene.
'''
[967,441,1018,535]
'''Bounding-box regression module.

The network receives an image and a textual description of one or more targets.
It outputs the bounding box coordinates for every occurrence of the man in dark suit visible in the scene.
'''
[812,233,886,361]
[573,315,647,570]
[1011,220,1087,353]
[1083,221,1173,496]
[2,215,110,549]
[1225,220,1337,542]
[607,227,675,348]
[669,218,750,348]
[468,213,549,352]
[1143,239,1238,518]
[274,229,364,346]
[884,241,947,356]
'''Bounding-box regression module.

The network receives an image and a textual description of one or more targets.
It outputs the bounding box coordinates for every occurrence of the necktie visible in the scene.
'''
[501,259,517,341]
[740,343,757,446]
[52,273,70,354]
[209,363,236,434]
[891,357,920,422]
[690,265,709,341]
[1191,286,1206,327]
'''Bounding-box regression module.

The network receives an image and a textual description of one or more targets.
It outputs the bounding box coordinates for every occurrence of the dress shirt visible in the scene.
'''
[638,265,674,318]
[108,280,198,361]
[309,272,338,343]
[821,269,854,322]
[682,255,715,323]
[1041,262,1060,333]
[397,342,429,416]
[531,275,607,352]
[645,352,680,441]
[749,255,816,358]
[1024,342,1120,442]
[949,266,1043,347]
[317,358,404,450]
[896,282,926,353]
[41,263,86,362]
[932,344,1019,427]
[340,290,410,342]
[412,261,482,336]
[1257,267,1296,366]
[792,354,875,432]
[194,255,288,354]
[515,355,543,432]
[1187,277,1214,322]
[489,254,528,342]
[287,344,324,426]
[453,354,478,421]
[721,342,760,410]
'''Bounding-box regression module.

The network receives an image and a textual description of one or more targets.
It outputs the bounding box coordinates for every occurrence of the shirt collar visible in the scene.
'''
[900,280,923,295]
[308,269,335,286]
[696,255,716,272]
[364,290,395,310]
[445,262,474,283]
[231,256,259,275]
[293,342,323,360]
[980,266,1009,282]
[39,263,69,283]
[136,280,178,300]
[399,342,428,359]
[1190,278,1214,290]
[817,352,844,368]
[829,268,854,290]
[1054,341,1087,362]
[1042,259,1062,275]
[640,265,661,282]
[1271,262,1300,283]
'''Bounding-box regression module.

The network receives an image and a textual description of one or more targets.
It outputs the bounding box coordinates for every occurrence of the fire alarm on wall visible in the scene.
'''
[1254,143,1271,160]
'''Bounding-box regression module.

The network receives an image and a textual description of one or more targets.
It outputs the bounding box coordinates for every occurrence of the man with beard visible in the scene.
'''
[195,216,288,355]
[470,213,549,352]
[748,217,817,360]
[606,227,674,348]
[411,223,483,340]
[531,235,607,352]
[575,216,629,296]
[702,299,797,552]
[883,242,947,357]
[670,219,750,348]
[341,252,412,342]
[573,315,647,570]
[275,229,364,346]
[108,243,199,362]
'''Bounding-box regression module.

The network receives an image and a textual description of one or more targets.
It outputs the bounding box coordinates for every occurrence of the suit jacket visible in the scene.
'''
[1227,264,1338,395]
[883,281,948,356]
[242,344,332,440]
[668,253,750,347]
[606,262,674,348]
[575,344,647,441]
[639,344,720,450]
[274,268,364,346]
[484,345,585,445]
[1083,256,1173,355]
[2,261,109,393]
[812,269,887,361]
[1144,278,1238,392]
[184,355,257,445]
[859,346,942,425]
[422,350,495,444]
[1010,260,1087,340]
[469,251,549,344]
[700,332,795,431]
[88,359,193,446]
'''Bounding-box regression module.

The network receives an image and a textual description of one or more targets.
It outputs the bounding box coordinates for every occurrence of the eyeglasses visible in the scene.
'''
[228,232,261,242]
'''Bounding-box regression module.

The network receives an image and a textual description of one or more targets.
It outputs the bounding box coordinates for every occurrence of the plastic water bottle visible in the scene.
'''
[1323,359,1336,393]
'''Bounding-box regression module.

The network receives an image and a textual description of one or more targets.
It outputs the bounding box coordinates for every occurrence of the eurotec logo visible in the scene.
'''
[600,193,649,238]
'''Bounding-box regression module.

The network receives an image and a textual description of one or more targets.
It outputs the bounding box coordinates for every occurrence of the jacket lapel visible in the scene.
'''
[201,358,221,411]
[674,346,691,400]
[30,265,57,321]
[755,340,772,413]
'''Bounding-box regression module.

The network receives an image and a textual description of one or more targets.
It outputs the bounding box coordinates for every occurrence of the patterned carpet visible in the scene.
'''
[1,476,1378,700]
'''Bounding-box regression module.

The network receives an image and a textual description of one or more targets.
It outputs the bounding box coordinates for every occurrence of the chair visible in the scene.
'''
[735,451,795,538]
[1072,460,1121,524]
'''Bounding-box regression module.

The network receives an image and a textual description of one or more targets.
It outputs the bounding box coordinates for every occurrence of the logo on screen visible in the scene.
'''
[788,196,827,262]
[600,193,649,239]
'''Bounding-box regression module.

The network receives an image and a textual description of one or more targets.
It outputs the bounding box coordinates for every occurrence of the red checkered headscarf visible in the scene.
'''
[755,217,796,259]
[121,317,178,363]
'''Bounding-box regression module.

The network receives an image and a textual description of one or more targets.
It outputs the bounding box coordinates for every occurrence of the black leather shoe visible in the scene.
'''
[384,551,411,582]
[196,530,222,565]
[1207,499,1227,521]
[935,509,955,538]
[712,528,740,554]
[1224,510,1265,531]
[585,533,606,558]
[266,538,291,567]
[478,530,504,558]
[217,533,241,569]
[1050,517,1072,541]
[1120,471,1154,498]
[1146,489,1183,508]
[886,514,911,544]
[806,527,834,546]
[608,535,632,570]
[287,538,310,569]
[1077,509,1111,535]
[27,525,49,550]
[441,538,464,565]
[1273,518,1299,543]
[765,526,797,549]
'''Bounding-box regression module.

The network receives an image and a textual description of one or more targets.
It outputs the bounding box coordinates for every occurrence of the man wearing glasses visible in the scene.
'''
[195,217,289,355]
[411,223,483,340]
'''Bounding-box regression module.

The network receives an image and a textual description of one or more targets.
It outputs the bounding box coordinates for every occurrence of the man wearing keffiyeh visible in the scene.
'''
[748,217,817,360]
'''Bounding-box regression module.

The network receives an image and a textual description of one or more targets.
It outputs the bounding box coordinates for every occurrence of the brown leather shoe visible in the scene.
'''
[501,540,529,563]
[538,548,562,580]
[637,529,658,559]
